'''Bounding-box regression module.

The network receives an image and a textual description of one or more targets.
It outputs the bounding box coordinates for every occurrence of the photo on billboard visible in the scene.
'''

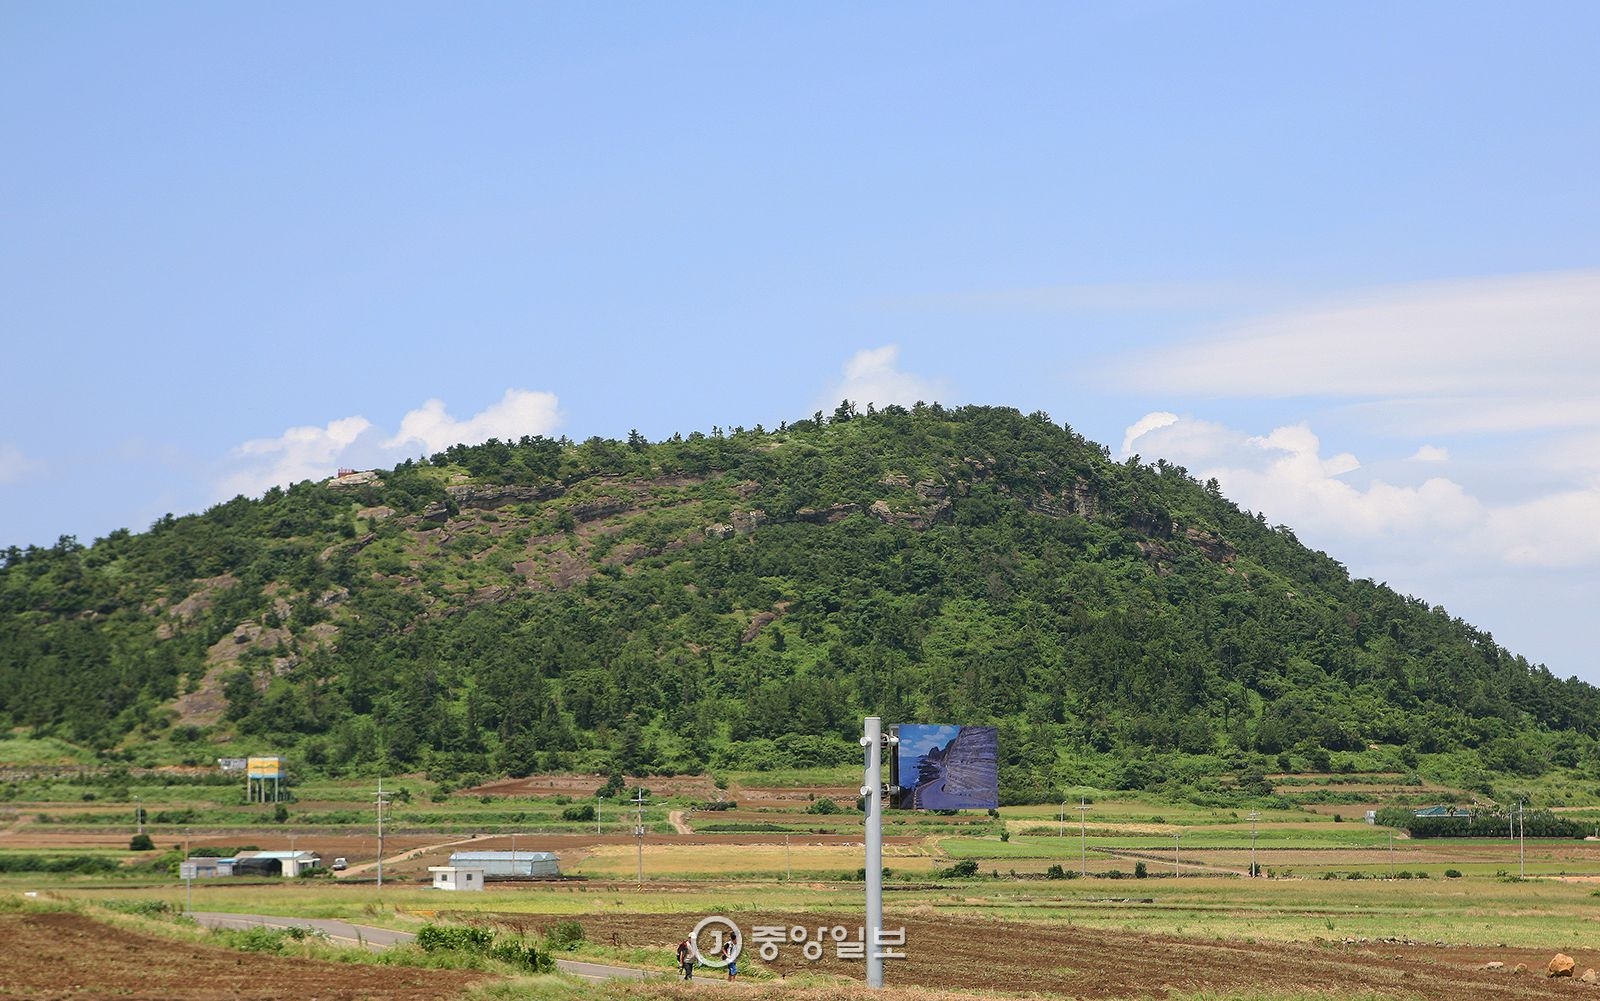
[893,724,998,810]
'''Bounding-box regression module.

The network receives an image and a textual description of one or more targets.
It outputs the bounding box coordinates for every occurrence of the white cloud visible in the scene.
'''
[1121,412,1178,457]
[1126,412,1600,574]
[217,389,563,500]
[1114,268,1600,435]
[820,346,948,411]
[1410,445,1449,463]
[1485,488,1600,568]
[383,389,562,454]
[218,416,375,499]
[1124,413,1488,553]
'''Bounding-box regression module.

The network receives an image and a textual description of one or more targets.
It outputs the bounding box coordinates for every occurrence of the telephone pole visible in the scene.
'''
[1247,811,1260,877]
[632,788,648,887]
[1519,801,1526,878]
[1076,798,1091,876]
[375,778,391,889]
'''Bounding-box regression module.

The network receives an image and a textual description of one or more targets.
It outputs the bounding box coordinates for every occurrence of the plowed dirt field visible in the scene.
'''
[478,910,1593,1000]
[0,911,488,1001]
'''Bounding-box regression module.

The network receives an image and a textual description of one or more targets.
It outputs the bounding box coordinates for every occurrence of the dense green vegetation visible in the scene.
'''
[3,403,1597,803]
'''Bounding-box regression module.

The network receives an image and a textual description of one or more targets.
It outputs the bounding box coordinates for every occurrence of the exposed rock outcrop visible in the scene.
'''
[445,483,565,509]
[1026,476,1101,520]
[1184,528,1237,564]
[570,497,631,522]
[794,503,859,524]
[327,470,382,488]
[741,609,782,643]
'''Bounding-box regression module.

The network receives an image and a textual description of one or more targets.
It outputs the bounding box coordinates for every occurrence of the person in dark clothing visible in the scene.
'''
[677,937,695,980]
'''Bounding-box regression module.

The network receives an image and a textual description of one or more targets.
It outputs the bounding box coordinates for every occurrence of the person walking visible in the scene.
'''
[722,933,739,981]
[677,937,696,980]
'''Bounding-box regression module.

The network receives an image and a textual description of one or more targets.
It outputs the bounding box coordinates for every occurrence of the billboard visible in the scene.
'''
[893,725,998,810]
[246,756,283,779]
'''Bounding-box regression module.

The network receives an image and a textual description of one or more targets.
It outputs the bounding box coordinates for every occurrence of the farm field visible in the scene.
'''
[7,767,1600,1000]
[0,907,490,1001]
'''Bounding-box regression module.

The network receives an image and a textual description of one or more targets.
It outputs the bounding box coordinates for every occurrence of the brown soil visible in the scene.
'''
[479,909,1591,1000]
[0,910,487,1000]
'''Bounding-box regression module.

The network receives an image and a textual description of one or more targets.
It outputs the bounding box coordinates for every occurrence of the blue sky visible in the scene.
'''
[4,4,1598,681]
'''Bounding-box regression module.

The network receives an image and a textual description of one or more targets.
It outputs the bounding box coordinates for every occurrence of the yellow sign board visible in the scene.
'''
[246,756,283,779]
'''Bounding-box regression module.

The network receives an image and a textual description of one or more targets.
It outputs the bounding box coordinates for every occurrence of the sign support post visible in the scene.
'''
[861,716,884,989]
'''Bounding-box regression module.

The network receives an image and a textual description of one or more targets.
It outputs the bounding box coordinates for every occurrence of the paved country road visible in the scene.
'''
[190,911,661,982]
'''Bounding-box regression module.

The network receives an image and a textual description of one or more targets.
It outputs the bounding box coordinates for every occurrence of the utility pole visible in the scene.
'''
[1060,798,1066,838]
[375,778,390,889]
[632,788,647,887]
[1173,830,1182,876]
[596,793,604,836]
[1387,831,1394,878]
[183,827,193,916]
[1519,801,1526,878]
[135,795,143,836]
[785,834,792,880]
[861,717,888,989]
[1076,798,1091,876]
[1247,811,1260,878]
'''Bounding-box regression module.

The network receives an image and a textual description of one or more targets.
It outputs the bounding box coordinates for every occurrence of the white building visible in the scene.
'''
[428,866,486,891]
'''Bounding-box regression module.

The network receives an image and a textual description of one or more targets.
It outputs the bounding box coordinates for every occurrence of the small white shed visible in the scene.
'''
[428,865,486,891]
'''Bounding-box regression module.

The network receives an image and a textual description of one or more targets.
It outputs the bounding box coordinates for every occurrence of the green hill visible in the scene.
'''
[3,404,1595,802]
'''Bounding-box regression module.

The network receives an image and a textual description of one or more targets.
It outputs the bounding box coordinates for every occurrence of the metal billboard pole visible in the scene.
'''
[861,716,884,989]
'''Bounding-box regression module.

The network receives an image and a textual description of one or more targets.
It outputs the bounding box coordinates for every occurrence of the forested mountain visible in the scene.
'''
[3,404,1595,800]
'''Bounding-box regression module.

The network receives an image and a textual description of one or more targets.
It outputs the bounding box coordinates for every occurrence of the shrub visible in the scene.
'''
[1133,861,1148,879]
[102,899,172,917]
[217,926,311,953]
[129,834,155,851]
[1045,864,1065,879]
[937,859,980,879]
[417,923,494,953]
[1444,868,1463,878]
[543,919,585,952]
[806,798,841,815]
[561,804,596,822]
[491,939,554,972]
